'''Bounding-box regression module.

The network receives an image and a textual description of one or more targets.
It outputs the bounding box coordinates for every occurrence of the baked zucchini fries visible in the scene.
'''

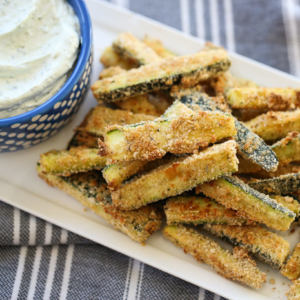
[164,225,266,289]
[91,49,231,102]
[39,148,107,176]
[281,243,300,280]
[164,196,256,226]
[111,140,238,210]
[204,224,290,269]
[99,110,236,163]
[196,175,296,231]
[37,166,162,243]
[171,88,279,172]
[226,87,300,110]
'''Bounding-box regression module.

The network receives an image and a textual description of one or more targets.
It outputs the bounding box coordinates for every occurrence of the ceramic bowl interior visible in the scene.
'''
[0,0,93,153]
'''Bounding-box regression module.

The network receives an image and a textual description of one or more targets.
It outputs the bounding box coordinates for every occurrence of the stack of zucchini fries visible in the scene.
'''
[38,32,300,296]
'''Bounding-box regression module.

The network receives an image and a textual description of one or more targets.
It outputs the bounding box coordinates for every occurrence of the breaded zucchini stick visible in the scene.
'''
[102,154,175,190]
[197,175,296,231]
[85,106,155,137]
[91,49,231,102]
[273,195,300,217]
[99,109,236,163]
[237,132,300,174]
[99,66,125,79]
[248,173,300,195]
[164,225,266,289]
[111,140,238,210]
[142,36,175,58]
[204,224,290,269]
[287,279,300,300]
[113,32,162,66]
[100,46,133,70]
[37,166,162,243]
[171,88,279,172]
[281,243,300,280]
[164,196,256,226]
[226,87,300,110]
[39,148,106,176]
[245,110,300,142]
[212,71,258,96]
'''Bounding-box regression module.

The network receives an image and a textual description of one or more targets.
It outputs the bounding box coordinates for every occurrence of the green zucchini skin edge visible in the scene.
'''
[204,225,286,269]
[95,60,231,102]
[179,93,279,172]
[223,175,295,218]
[249,173,300,195]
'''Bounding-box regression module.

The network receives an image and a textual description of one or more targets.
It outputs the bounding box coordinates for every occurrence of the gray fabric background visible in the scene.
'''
[1,0,300,299]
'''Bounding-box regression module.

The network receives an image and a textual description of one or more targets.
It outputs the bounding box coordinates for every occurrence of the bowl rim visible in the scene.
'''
[0,0,92,127]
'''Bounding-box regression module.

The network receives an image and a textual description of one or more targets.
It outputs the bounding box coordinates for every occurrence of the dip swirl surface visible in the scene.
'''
[0,0,80,119]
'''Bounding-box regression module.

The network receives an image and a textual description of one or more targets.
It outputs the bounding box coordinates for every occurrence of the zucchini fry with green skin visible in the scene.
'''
[164,196,257,226]
[111,140,238,210]
[142,36,175,58]
[226,87,300,110]
[171,88,279,172]
[37,166,162,243]
[164,225,266,289]
[103,154,175,190]
[248,173,300,195]
[287,279,300,300]
[113,32,162,66]
[39,148,107,176]
[281,243,300,280]
[85,106,155,137]
[245,110,300,142]
[99,109,236,163]
[91,49,231,103]
[100,46,134,70]
[247,164,300,179]
[197,175,296,231]
[204,224,290,269]
[237,132,300,174]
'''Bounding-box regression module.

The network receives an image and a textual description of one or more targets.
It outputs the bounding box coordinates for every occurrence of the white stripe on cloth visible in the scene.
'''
[123,259,143,300]
[60,229,68,244]
[43,245,59,300]
[198,287,205,300]
[60,244,75,300]
[123,258,133,300]
[282,0,300,76]
[29,215,37,245]
[27,246,43,300]
[13,208,20,245]
[195,0,205,40]
[44,223,53,245]
[11,246,28,299]
[180,0,191,34]
[210,0,220,45]
[223,0,235,51]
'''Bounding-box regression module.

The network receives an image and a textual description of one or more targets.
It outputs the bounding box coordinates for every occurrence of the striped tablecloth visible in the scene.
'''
[1,0,300,299]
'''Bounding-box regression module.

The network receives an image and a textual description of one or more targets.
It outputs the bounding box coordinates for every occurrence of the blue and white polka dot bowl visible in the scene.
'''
[0,0,93,153]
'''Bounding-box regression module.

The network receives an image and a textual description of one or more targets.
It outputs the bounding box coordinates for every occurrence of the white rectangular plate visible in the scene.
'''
[1,1,300,299]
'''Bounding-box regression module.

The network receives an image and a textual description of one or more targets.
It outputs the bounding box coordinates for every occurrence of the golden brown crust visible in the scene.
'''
[101,110,236,163]
[281,243,300,280]
[86,106,155,137]
[142,36,175,58]
[99,66,125,79]
[100,46,134,70]
[164,225,266,289]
